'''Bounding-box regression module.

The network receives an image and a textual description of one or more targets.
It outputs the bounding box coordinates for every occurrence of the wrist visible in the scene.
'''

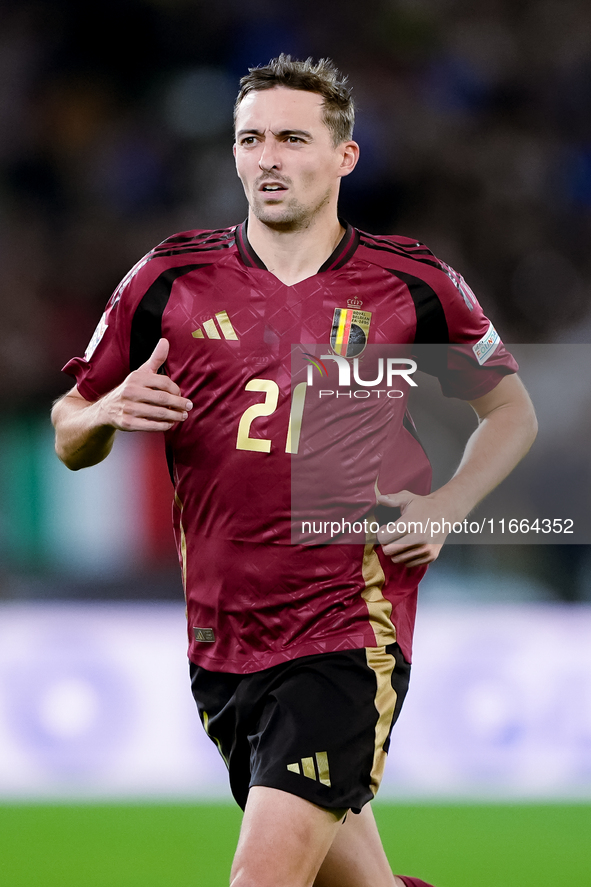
[428,483,474,526]
[92,392,119,433]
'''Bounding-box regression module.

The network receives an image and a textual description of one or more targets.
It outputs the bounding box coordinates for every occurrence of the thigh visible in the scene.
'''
[230,785,345,887]
[314,803,399,887]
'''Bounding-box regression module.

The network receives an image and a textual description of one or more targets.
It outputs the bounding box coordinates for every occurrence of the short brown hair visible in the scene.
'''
[234,54,355,145]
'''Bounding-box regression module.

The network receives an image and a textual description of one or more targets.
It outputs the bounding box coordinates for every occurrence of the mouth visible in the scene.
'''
[258,181,288,193]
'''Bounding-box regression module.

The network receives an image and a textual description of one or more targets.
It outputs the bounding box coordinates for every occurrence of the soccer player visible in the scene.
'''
[52,56,537,887]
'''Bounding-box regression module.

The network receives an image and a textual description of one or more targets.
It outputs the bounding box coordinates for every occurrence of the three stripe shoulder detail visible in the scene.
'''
[359,232,441,268]
[151,227,236,259]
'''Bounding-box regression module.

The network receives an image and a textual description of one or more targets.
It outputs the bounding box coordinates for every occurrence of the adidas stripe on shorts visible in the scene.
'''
[189,644,411,813]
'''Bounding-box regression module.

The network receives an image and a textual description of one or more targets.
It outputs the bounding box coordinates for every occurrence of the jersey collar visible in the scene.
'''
[235,219,360,274]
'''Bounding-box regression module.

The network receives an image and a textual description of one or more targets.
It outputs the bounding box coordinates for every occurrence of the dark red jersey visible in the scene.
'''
[63,222,518,673]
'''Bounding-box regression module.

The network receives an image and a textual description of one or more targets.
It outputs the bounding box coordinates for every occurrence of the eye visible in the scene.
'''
[240,136,257,146]
[287,136,304,144]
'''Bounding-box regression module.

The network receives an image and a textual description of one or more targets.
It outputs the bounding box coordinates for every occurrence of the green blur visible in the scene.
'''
[0,802,589,886]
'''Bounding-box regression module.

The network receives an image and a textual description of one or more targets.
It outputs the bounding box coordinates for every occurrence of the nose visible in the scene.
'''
[258,137,281,172]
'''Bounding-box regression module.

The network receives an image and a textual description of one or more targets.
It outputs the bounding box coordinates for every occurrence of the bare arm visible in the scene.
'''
[377,373,538,566]
[51,338,193,471]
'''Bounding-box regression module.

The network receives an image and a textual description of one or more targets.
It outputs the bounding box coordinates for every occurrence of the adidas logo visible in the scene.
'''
[192,310,238,340]
[287,751,331,786]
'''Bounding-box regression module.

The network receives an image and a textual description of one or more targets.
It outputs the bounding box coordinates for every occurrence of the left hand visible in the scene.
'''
[376,489,448,567]
[376,375,538,569]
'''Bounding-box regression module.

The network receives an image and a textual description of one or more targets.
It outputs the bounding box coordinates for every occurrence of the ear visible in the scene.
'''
[337,140,360,179]
[233,141,241,179]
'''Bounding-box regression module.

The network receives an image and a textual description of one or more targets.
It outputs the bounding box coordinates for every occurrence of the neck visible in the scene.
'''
[246,210,345,285]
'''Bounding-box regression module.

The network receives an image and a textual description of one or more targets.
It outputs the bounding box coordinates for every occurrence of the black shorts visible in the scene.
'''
[189,644,411,813]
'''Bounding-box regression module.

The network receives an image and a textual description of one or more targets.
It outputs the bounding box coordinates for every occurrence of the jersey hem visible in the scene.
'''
[187,631,387,674]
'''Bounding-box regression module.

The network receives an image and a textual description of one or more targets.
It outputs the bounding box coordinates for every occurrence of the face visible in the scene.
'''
[234,86,358,230]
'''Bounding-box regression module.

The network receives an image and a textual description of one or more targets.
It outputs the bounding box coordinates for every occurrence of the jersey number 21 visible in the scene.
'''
[236,380,307,455]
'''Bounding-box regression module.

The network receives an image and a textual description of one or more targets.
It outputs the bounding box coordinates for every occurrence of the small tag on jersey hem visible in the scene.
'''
[193,627,216,643]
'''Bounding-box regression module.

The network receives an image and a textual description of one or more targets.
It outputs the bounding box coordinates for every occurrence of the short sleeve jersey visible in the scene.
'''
[63,222,518,673]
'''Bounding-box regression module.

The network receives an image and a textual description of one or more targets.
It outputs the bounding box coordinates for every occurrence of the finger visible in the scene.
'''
[393,553,432,567]
[115,405,189,432]
[143,337,170,374]
[100,383,191,432]
[121,376,192,411]
[376,490,412,509]
[377,522,406,544]
[118,399,190,425]
[389,544,441,566]
[135,385,191,411]
[139,373,186,401]
[378,522,424,547]
[397,554,435,567]
[389,544,427,562]
[381,536,425,556]
[119,417,179,433]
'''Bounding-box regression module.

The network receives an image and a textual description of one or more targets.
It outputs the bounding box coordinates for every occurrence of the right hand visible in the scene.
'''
[97,338,192,432]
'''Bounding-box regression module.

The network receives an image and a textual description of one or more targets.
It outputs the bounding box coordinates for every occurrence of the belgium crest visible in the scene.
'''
[330,307,372,357]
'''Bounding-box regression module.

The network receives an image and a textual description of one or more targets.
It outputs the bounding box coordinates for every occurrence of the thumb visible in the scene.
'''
[376,490,413,510]
[144,338,169,373]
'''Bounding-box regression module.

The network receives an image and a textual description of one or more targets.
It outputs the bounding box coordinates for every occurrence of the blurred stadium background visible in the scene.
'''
[1,1,591,884]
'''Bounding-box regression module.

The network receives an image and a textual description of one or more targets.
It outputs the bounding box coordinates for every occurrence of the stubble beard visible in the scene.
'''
[249,187,333,233]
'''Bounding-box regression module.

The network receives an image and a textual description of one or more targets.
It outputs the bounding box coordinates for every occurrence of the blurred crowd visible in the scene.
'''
[1,0,590,602]
[1,0,591,409]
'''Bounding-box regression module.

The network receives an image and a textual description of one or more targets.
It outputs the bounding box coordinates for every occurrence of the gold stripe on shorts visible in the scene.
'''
[365,645,397,796]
